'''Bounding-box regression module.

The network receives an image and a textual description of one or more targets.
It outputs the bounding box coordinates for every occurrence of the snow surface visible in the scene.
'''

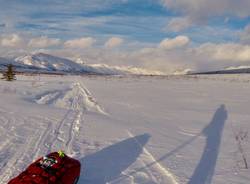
[15,53,84,72]
[0,74,249,184]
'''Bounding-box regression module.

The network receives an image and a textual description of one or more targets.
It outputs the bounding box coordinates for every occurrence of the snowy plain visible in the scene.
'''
[0,74,249,184]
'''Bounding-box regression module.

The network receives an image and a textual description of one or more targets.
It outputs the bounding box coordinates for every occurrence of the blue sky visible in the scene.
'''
[0,0,170,42]
[0,0,249,73]
[0,0,248,43]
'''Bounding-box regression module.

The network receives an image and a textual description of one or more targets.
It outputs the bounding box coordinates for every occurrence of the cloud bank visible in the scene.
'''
[28,36,61,48]
[0,34,23,48]
[105,37,124,48]
[1,33,250,74]
[64,37,96,49]
[159,36,190,50]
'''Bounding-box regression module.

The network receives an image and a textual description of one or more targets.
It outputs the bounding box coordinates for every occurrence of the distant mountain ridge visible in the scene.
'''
[191,67,250,75]
[0,53,163,75]
[2,53,250,75]
[15,53,83,72]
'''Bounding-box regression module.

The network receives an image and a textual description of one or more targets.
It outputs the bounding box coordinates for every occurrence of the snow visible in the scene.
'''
[15,53,83,72]
[173,69,193,75]
[0,74,249,184]
[0,53,164,76]
[225,66,250,70]
[34,82,106,114]
[4,52,250,76]
[77,63,165,76]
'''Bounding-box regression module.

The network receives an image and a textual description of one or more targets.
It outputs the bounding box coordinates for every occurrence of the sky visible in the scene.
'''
[0,0,250,73]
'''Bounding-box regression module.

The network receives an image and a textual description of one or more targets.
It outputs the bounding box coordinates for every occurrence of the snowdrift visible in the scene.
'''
[35,83,106,114]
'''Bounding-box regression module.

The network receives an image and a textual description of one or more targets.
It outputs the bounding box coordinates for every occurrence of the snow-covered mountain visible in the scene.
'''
[15,53,83,73]
[75,59,164,75]
[0,53,163,75]
[3,52,250,76]
[0,56,42,72]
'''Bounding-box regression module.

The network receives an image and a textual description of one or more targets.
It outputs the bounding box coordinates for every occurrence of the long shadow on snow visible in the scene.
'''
[128,105,227,184]
[188,104,227,184]
[79,133,150,184]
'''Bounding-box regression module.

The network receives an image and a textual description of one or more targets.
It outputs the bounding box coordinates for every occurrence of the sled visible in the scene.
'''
[8,151,81,184]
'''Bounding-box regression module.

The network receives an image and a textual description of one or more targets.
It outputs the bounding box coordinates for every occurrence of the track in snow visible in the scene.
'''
[0,83,94,183]
[0,80,177,184]
[125,131,179,184]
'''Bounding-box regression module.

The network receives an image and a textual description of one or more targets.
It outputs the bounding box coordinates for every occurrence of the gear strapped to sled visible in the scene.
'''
[8,151,81,184]
[40,156,58,169]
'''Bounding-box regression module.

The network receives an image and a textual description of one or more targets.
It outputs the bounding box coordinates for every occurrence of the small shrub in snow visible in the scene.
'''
[235,130,248,169]
[2,64,16,81]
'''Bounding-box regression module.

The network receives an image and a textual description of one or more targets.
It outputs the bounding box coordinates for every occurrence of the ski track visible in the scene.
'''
[126,131,179,184]
[0,115,49,182]
[48,110,82,156]
[0,81,180,184]
[0,81,173,184]
[0,83,87,183]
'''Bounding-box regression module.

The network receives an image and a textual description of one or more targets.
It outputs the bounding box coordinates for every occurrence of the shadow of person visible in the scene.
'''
[79,133,150,184]
[188,104,228,184]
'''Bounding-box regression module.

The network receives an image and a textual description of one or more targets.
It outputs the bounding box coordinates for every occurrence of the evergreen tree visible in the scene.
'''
[2,64,16,81]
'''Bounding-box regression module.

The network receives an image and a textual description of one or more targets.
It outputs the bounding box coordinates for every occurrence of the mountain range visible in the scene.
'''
[1,53,250,76]
[0,53,164,76]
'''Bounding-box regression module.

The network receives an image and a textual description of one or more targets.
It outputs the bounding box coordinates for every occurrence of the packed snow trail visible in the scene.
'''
[0,81,104,183]
[1,75,250,184]
[1,80,174,184]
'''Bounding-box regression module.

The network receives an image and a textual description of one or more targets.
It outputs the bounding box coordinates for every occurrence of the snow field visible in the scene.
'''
[0,74,249,184]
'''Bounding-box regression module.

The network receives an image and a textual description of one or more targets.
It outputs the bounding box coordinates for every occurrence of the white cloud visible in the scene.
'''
[159,36,190,49]
[46,36,250,74]
[105,37,124,48]
[64,37,96,49]
[194,43,250,63]
[28,36,61,48]
[0,34,23,47]
[148,42,250,72]
[1,33,250,75]
[53,38,250,73]
[161,0,250,28]
[165,17,192,32]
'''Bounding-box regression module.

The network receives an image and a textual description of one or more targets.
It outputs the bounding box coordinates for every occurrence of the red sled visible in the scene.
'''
[8,151,81,184]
